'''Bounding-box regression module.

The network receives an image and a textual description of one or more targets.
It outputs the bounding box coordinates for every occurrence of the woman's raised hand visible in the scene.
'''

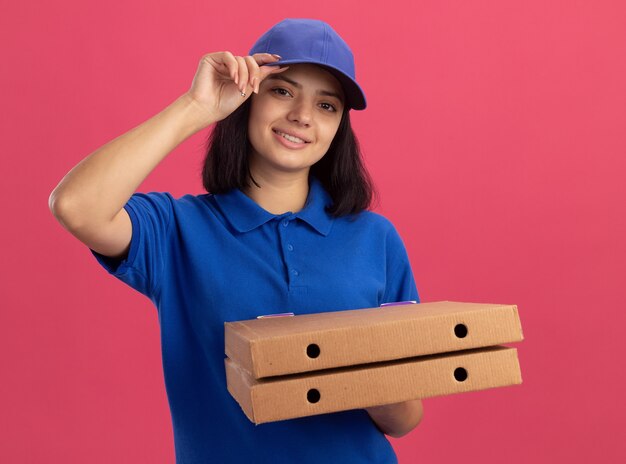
[186,51,289,124]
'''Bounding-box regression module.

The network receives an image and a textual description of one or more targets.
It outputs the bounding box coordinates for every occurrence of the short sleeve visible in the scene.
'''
[381,224,420,304]
[90,192,173,298]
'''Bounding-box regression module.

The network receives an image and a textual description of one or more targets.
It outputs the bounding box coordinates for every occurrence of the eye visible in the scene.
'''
[271,87,292,97]
[271,87,338,113]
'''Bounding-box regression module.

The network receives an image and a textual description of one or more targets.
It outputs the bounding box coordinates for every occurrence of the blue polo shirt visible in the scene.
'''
[91,176,419,464]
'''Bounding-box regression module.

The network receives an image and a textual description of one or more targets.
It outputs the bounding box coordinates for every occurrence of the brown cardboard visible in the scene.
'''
[225,301,523,379]
[225,345,522,424]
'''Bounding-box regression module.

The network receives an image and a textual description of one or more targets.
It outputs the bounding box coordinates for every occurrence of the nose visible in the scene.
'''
[287,99,313,126]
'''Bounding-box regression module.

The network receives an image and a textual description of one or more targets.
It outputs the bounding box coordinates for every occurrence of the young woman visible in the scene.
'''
[50,18,423,464]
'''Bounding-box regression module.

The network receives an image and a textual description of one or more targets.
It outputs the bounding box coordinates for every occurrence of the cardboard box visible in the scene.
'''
[225,301,523,379]
[225,345,522,424]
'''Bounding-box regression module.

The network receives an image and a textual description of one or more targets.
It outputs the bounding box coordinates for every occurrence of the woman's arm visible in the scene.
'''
[49,93,213,257]
[49,52,286,258]
[365,399,424,438]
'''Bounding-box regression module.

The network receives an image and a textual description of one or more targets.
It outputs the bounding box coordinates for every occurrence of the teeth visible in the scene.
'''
[276,130,306,144]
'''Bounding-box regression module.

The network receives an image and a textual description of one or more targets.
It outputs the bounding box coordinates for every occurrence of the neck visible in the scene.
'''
[243,169,311,215]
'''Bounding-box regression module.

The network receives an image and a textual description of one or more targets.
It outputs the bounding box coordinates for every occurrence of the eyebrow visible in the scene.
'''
[265,74,345,103]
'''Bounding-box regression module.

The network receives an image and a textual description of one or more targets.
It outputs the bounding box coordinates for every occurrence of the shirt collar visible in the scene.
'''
[213,176,334,236]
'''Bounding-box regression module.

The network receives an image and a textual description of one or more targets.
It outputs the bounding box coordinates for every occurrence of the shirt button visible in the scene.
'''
[282,220,289,227]
[291,269,299,276]
[287,244,294,251]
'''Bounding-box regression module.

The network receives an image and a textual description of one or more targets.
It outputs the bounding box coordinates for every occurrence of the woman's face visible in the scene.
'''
[247,63,345,177]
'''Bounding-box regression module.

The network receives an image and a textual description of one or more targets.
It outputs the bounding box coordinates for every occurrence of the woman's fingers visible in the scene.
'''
[214,52,287,94]
[234,56,249,94]
[256,63,290,87]
[198,51,288,102]
[244,55,260,94]
[208,51,239,82]
[240,53,287,95]
[187,51,292,122]
[253,52,282,65]
[252,53,291,92]
[244,53,286,95]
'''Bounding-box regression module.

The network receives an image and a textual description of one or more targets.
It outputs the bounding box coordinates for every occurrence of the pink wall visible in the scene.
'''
[2,1,625,462]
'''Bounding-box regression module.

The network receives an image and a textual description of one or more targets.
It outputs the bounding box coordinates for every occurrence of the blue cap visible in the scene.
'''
[249,18,367,110]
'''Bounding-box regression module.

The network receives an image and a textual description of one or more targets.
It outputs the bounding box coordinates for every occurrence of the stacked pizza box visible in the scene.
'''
[224,301,524,424]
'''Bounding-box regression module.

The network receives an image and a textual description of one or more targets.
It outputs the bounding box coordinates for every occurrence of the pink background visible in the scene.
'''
[2,1,625,462]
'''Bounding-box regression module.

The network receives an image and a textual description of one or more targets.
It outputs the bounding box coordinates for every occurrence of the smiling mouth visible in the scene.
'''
[272,129,311,144]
